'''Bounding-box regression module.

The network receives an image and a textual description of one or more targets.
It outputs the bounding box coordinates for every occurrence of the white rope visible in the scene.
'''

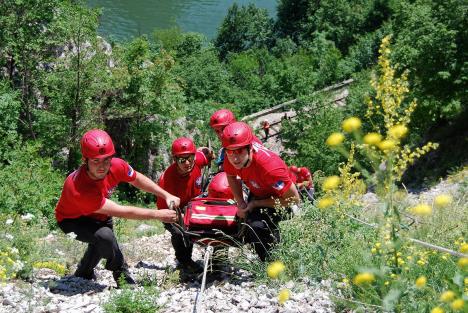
[192,245,214,313]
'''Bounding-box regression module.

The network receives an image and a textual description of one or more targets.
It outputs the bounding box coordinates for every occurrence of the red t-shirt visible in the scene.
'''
[55,158,137,222]
[156,151,208,209]
[223,145,292,198]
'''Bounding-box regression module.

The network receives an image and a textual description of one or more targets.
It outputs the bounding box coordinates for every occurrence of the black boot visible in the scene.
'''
[112,268,136,288]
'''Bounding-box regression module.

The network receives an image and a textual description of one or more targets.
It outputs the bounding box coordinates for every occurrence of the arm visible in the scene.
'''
[95,198,177,223]
[226,174,246,209]
[246,183,300,212]
[130,171,180,208]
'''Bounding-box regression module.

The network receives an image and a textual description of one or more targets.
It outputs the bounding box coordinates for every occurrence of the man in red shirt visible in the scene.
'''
[157,137,211,274]
[55,129,180,287]
[222,122,300,261]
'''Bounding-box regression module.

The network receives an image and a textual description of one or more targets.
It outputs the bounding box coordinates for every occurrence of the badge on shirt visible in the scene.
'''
[272,180,285,190]
[250,180,260,189]
[127,166,134,177]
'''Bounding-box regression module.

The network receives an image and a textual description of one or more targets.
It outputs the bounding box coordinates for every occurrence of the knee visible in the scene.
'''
[94,227,116,245]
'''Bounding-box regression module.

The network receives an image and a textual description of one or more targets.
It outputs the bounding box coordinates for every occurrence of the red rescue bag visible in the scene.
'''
[183,197,238,232]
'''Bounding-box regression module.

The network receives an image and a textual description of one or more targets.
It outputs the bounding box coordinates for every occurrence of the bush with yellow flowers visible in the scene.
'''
[0,247,24,281]
[311,36,467,311]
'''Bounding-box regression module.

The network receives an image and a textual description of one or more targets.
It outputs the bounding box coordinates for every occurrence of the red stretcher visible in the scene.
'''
[171,197,244,248]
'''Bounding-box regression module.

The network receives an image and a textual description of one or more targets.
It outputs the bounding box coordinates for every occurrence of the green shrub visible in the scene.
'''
[0,142,64,225]
[103,286,162,313]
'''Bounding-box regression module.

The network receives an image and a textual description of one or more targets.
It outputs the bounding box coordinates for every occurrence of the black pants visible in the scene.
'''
[164,223,194,265]
[242,206,286,261]
[58,216,125,276]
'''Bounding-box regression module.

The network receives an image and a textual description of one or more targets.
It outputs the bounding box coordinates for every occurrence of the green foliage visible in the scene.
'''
[214,3,273,59]
[0,143,64,224]
[0,82,20,162]
[281,97,345,175]
[103,286,161,313]
[390,0,466,122]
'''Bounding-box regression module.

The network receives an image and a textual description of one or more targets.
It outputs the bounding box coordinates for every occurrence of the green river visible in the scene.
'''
[87,0,277,41]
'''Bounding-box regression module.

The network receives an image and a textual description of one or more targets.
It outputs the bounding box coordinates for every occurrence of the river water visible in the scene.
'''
[87,0,277,41]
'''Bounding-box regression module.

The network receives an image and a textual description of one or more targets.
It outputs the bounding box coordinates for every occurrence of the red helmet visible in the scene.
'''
[289,165,299,173]
[208,172,233,199]
[222,122,253,149]
[210,109,236,129]
[172,137,196,156]
[299,167,311,178]
[80,129,115,159]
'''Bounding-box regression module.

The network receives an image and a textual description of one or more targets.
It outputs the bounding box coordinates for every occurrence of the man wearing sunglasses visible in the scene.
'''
[222,122,301,261]
[156,137,212,275]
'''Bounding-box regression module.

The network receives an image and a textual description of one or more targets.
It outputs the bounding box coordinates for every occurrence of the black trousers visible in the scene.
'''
[58,216,125,276]
[164,223,194,265]
[242,206,286,262]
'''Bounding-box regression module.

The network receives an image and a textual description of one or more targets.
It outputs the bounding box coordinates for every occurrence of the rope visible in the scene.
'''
[343,213,468,258]
[192,245,214,313]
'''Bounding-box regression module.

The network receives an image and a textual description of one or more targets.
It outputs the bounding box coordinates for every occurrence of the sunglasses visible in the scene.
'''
[175,155,195,164]
[225,147,247,155]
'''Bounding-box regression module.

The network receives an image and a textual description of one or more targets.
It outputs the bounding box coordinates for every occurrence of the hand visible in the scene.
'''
[236,201,249,219]
[166,195,180,209]
[156,209,177,223]
[199,147,215,162]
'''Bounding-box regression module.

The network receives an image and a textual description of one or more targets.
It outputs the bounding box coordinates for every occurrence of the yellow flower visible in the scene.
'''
[388,125,408,139]
[363,132,382,145]
[353,272,375,285]
[375,243,381,248]
[464,277,468,286]
[440,290,455,302]
[267,261,285,279]
[278,289,290,305]
[384,281,390,286]
[326,132,345,146]
[457,257,468,268]
[342,278,349,284]
[378,139,397,151]
[450,299,465,311]
[323,176,340,191]
[371,248,377,254]
[460,243,468,254]
[431,307,444,313]
[434,194,453,208]
[342,117,362,133]
[317,197,335,209]
[415,276,427,288]
[410,203,432,216]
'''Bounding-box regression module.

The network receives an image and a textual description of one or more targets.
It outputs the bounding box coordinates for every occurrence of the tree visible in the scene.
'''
[214,3,273,59]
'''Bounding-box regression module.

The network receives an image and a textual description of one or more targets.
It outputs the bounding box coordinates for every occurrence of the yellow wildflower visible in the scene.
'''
[384,281,390,286]
[323,176,340,191]
[388,125,408,139]
[457,257,468,268]
[353,272,375,285]
[278,289,290,305]
[378,139,397,152]
[363,132,382,145]
[410,204,432,216]
[431,307,444,313]
[342,117,362,133]
[434,194,453,208]
[460,243,468,254]
[450,299,465,311]
[317,197,335,209]
[375,243,381,248]
[326,133,345,146]
[267,261,285,279]
[415,276,427,288]
[464,277,468,285]
[371,248,377,254]
[440,290,455,302]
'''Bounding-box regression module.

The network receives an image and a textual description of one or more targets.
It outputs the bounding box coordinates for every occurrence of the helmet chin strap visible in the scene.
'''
[242,146,252,168]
